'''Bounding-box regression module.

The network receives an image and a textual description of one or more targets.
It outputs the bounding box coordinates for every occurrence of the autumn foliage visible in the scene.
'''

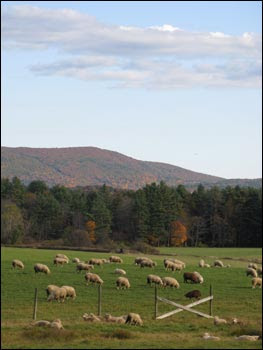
[170,220,188,246]
[85,220,96,243]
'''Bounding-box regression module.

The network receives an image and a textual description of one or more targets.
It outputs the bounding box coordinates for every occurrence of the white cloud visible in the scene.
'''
[2,5,262,89]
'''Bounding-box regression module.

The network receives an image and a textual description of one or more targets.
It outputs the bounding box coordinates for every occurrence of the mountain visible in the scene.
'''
[1,146,261,190]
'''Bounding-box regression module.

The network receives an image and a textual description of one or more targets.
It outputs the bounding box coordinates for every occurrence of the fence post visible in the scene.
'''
[209,284,213,316]
[154,284,158,319]
[98,284,102,316]
[33,288,38,320]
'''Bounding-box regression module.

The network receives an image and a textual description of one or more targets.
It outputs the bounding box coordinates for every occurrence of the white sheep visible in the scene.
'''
[134,257,151,265]
[193,271,204,284]
[83,313,102,322]
[34,263,50,274]
[257,266,262,275]
[246,268,258,278]
[214,316,227,325]
[248,263,258,270]
[109,256,123,263]
[169,259,186,268]
[46,284,59,299]
[139,260,157,268]
[31,320,51,327]
[202,333,220,340]
[115,268,126,275]
[162,276,180,289]
[116,276,130,289]
[61,285,76,300]
[252,277,262,288]
[53,257,68,266]
[199,259,205,267]
[12,259,24,269]
[50,319,64,329]
[85,272,103,286]
[164,260,181,272]
[204,263,211,268]
[214,260,224,267]
[235,335,260,341]
[125,312,143,326]
[102,258,110,264]
[72,257,80,263]
[104,313,127,324]
[88,258,104,266]
[76,263,94,272]
[56,254,69,262]
[147,274,163,287]
[47,287,67,302]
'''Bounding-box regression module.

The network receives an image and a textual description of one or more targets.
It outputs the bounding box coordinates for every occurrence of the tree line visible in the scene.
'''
[1,177,262,248]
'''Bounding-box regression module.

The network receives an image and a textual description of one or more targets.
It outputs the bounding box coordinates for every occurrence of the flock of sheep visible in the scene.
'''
[11,253,262,341]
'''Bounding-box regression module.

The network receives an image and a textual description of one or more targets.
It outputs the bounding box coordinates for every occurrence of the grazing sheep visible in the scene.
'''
[102,258,110,264]
[109,256,123,263]
[248,263,258,270]
[104,313,127,324]
[34,263,50,274]
[183,272,200,284]
[139,260,157,268]
[193,271,204,284]
[115,268,126,275]
[85,272,103,286]
[116,276,130,289]
[185,290,201,300]
[31,320,51,327]
[257,267,262,276]
[246,268,258,278]
[61,286,76,300]
[214,316,227,325]
[50,319,64,329]
[214,260,224,267]
[164,260,182,272]
[56,254,69,262]
[125,313,143,326]
[47,287,67,302]
[83,313,101,322]
[76,263,94,272]
[134,257,151,265]
[202,333,220,340]
[162,277,180,289]
[72,257,80,263]
[46,284,59,299]
[235,335,260,341]
[12,259,24,269]
[88,258,104,266]
[169,259,186,268]
[199,259,205,267]
[147,274,163,287]
[252,277,262,288]
[53,257,68,266]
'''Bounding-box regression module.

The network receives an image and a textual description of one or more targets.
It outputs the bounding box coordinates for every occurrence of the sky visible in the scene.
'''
[1,1,262,179]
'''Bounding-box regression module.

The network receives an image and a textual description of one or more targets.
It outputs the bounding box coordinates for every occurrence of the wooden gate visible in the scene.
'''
[154,285,214,320]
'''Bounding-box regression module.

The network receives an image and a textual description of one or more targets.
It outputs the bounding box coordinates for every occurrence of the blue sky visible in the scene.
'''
[1,1,262,179]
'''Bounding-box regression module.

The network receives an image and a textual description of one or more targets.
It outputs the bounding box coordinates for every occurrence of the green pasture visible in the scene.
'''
[1,247,262,349]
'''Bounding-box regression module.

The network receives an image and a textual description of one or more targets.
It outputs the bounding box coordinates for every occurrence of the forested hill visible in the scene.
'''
[1,146,261,189]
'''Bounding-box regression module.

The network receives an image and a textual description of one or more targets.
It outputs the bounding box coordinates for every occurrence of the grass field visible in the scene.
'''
[1,247,262,349]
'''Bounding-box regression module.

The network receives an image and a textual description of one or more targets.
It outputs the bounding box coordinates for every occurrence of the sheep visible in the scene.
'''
[72,257,80,263]
[248,263,258,270]
[169,258,186,268]
[76,262,94,272]
[214,260,224,267]
[185,290,201,300]
[115,268,126,275]
[162,277,180,289]
[83,313,102,322]
[147,274,163,287]
[34,263,50,274]
[134,257,151,265]
[193,271,204,284]
[47,287,67,302]
[199,259,205,267]
[116,276,130,289]
[46,284,59,299]
[50,319,64,329]
[31,320,51,327]
[85,272,103,286]
[53,257,68,266]
[125,312,143,326]
[109,256,123,263]
[55,254,69,262]
[104,313,127,324]
[214,316,227,325]
[257,267,262,276]
[61,285,76,300]
[12,259,24,269]
[231,318,244,326]
[139,260,157,268]
[252,277,262,289]
[235,335,260,341]
[88,258,104,267]
[164,260,182,272]
[102,258,110,264]
[183,272,200,284]
[246,268,258,278]
[202,333,220,340]
[204,263,211,268]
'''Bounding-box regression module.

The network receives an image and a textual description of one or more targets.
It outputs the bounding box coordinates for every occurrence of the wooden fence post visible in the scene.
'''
[154,284,158,319]
[209,284,213,316]
[33,288,38,320]
[98,284,102,316]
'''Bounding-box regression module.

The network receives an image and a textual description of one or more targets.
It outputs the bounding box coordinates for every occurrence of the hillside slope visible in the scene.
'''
[1,147,261,189]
